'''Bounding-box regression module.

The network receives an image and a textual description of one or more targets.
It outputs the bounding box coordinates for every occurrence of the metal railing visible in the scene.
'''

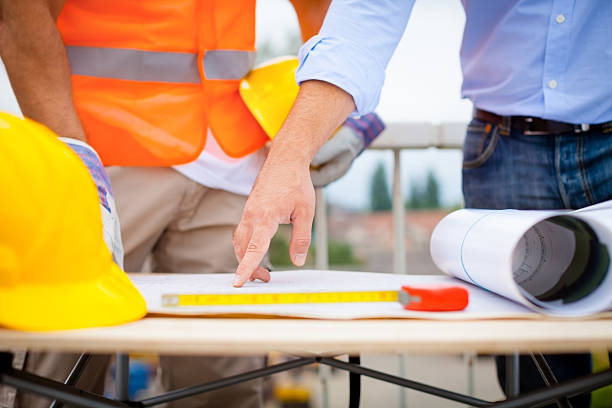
[314,121,467,272]
[314,121,467,408]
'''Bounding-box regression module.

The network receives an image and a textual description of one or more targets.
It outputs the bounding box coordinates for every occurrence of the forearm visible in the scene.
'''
[0,1,86,141]
[266,80,355,167]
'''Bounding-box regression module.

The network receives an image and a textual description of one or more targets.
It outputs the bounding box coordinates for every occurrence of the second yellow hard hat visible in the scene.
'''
[239,57,300,140]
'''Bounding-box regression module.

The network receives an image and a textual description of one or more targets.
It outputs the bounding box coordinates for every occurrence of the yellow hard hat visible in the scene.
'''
[239,56,300,139]
[0,113,146,331]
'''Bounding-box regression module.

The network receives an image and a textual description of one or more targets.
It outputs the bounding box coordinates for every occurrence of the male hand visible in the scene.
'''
[233,80,356,287]
[60,138,124,269]
[233,158,315,287]
[310,113,385,187]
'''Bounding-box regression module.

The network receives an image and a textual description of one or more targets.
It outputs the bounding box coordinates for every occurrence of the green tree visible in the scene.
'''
[406,169,441,209]
[407,182,423,209]
[424,170,440,208]
[370,161,392,212]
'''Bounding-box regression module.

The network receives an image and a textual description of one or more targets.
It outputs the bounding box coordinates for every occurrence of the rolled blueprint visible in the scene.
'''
[430,200,612,316]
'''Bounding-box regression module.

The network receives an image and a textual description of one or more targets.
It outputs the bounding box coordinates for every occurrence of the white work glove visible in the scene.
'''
[310,112,385,188]
[60,138,124,269]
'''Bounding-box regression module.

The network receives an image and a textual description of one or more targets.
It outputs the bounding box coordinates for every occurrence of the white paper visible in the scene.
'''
[512,221,576,296]
[130,270,535,320]
[430,199,612,316]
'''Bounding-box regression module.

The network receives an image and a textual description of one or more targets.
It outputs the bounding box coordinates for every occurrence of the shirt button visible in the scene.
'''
[556,14,566,24]
[548,79,558,89]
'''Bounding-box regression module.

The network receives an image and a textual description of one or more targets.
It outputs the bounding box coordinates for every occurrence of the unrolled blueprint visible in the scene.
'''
[131,270,580,320]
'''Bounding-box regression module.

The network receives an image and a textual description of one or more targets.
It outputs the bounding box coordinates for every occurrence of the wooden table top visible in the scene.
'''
[1,317,611,356]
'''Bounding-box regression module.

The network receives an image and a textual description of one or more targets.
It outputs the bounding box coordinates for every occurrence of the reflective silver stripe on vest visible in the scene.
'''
[203,50,255,80]
[66,46,201,84]
[66,46,255,83]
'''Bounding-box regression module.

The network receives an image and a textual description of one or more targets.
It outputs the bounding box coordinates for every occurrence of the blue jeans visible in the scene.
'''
[462,117,612,407]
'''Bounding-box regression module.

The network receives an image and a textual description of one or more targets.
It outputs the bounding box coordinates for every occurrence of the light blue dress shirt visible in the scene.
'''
[295,0,612,124]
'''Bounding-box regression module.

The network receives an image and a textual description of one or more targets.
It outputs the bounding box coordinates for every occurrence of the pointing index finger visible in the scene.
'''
[233,223,276,287]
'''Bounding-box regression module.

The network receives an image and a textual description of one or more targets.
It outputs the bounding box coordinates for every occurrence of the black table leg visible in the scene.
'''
[348,355,361,408]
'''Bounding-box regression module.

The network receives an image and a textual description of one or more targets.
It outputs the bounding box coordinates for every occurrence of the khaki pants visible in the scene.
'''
[17,167,264,408]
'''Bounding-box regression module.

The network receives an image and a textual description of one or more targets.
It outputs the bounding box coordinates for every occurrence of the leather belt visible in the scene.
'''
[473,108,611,135]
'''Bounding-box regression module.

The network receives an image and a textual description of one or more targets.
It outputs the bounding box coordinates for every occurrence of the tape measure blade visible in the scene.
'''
[162,290,399,307]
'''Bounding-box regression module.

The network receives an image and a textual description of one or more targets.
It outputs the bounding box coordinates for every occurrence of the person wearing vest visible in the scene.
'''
[0,1,378,407]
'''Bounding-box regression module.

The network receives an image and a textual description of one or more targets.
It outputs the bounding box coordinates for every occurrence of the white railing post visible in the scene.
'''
[315,188,329,270]
[391,149,406,275]
[391,148,409,408]
[314,187,331,408]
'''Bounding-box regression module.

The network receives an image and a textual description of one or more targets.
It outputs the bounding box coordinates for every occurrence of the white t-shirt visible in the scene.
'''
[173,129,266,197]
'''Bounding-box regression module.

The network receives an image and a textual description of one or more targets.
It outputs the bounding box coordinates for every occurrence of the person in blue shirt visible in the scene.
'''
[233,1,612,405]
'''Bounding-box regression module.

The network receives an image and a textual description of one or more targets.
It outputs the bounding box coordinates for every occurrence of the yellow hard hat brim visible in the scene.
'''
[0,262,146,332]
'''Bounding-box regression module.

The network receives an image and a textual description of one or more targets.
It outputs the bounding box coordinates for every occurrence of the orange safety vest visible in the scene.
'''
[57,1,269,166]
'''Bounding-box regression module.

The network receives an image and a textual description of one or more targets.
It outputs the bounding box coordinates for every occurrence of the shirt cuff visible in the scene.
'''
[295,35,385,115]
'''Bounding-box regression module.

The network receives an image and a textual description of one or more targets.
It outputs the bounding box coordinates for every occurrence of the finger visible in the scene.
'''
[249,266,271,282]
[233,221,251,262]
[289,205,314,267]
[233,224,276,287]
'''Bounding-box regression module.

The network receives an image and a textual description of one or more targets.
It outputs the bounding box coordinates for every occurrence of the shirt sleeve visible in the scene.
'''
[295,0,415,115]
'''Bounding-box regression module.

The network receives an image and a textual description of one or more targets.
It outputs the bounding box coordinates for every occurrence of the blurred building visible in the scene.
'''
[326,206,449,274]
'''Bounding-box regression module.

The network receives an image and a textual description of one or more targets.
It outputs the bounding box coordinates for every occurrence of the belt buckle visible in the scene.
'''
[522,117,548,136]
[574,123,590,133]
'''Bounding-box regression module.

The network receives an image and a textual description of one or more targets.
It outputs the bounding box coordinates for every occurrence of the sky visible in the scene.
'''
[0,0,471,209]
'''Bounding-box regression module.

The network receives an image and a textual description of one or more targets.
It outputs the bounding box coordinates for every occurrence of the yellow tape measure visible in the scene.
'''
[162,290,399,307]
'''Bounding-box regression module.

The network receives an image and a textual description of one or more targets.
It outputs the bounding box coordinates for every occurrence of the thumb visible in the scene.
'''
[289,206,314,266]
